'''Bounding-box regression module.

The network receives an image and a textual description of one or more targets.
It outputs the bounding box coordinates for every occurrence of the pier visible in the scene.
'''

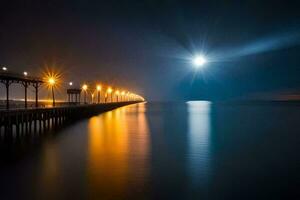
[0,101,140,138]
[0,69,144,138]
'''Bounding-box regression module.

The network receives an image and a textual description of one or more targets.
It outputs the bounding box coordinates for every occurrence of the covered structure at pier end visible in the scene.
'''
[67,88,81,105]
[0,71,44,109]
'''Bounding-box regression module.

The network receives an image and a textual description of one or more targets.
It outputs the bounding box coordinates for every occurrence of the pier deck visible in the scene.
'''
[0,101,141,137]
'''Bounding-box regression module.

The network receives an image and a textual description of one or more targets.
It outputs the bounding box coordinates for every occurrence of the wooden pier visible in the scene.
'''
[0,101,140,138]
[0,69,145,139]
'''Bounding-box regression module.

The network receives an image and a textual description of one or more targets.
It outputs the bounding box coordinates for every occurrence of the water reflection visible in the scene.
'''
[1,102,300,199]
[187,101,211,186]
[87,103,150,198]
[36,141,61,199]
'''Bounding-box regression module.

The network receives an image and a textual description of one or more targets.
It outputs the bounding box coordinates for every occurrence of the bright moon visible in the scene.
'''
[193,55,206,68]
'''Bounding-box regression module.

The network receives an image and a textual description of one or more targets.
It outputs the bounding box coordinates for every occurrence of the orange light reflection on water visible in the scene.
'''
[87,103,150,198]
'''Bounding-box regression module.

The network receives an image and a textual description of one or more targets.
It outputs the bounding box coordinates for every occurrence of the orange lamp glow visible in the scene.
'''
[107,87,113,94]
[82,84,88,91]
[48,78,56,85]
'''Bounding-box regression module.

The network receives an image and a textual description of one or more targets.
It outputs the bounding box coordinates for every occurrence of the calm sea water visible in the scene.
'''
[0,102,299,199]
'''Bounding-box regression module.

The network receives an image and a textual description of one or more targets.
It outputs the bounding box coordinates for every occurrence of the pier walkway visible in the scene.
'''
[0,101,141,137]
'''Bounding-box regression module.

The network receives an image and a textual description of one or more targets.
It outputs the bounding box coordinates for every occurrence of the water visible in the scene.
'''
[0,101,299,199]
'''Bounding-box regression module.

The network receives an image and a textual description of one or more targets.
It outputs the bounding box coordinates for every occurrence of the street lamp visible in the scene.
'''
[2,67,7,71]
[96,85,101,103]
[23,72,29,108]
[193,55,207,68]
[115,90,120,102]
[69,82,73,86]
[121,91,125,101]
[107,87,113,102]
[48,77,56,107]
[82,84,88,104]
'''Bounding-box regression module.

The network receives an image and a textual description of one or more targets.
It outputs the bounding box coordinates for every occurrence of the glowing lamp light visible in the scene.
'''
[82,84,88,91]
[2,67,7,71]
[107,87,113,94]
[23,71,28,76]
[115,90,120,95]
[193,55,206,68]
[69,82,73,86]
[121,91,125,95]
[48,78,56,86]
[97,85,102,91]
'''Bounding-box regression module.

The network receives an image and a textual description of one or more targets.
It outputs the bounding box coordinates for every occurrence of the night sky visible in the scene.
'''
[1,0,300,101]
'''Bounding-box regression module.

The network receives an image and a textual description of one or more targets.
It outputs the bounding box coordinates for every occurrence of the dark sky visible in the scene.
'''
[1,0,300,101]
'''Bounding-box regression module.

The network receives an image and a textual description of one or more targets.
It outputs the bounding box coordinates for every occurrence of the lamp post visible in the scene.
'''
[107,87,113,102]
[115,90,120,102]
[121,91,125,102]
[97,85,101,103]
[48,78,56,107]
[67,82,73,104]
[82,84,88,104]
[23,71,28,108]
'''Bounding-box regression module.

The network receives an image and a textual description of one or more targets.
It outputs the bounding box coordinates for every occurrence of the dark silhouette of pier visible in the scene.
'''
[0,70,144,138]
[0,101,140,138]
